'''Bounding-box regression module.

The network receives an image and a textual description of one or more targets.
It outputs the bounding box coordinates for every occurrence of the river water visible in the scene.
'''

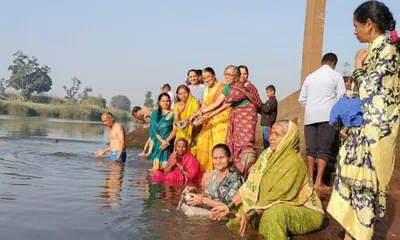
[0,115,262,240]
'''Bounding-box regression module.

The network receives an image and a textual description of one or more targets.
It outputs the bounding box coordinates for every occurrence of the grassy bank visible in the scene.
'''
[0,100,129,121]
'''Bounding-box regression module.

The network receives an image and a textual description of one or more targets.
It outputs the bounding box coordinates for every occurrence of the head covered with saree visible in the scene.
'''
[239,120,323,214]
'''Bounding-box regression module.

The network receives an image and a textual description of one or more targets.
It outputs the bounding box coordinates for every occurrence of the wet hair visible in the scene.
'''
[266,85,276,93]
[156,93,171,122]
[175,84,190,101]
[132,106,142,115]
[354,1,396,33]
[238,65,249,75]
[162,84,171,91]
[321,53,338,65]
[203,67,216,76]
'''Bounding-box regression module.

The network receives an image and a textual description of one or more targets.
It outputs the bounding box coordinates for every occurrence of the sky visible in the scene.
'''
[1,0,399,106]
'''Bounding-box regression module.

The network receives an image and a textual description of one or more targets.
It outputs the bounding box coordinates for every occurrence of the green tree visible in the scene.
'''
[7,51,52,100]
[111,95,131,111]
[63,77,81,101]
[81,95,106,108]
[144,91,154,107]
[78,87,93,102]
[0,78,7,95]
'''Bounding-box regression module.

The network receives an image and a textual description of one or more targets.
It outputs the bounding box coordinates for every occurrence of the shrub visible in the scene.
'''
[7,103,37,116]
[30,95,52,104]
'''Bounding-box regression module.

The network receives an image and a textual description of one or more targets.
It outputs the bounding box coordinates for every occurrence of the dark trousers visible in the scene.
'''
[304,122,337,161]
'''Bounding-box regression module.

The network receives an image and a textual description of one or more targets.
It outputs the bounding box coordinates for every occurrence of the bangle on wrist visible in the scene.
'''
[200,110,203,115]
[246,209,259,220]
[352,69,364,80]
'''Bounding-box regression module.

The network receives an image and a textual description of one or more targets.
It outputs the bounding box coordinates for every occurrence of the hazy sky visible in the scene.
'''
[1,0,399,106]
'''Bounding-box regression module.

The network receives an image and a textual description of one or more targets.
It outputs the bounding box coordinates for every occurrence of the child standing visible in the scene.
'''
[260,85,278,149]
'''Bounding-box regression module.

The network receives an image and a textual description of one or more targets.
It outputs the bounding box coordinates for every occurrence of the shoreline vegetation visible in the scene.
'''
[0,52,138,122]
[0,99,130,122]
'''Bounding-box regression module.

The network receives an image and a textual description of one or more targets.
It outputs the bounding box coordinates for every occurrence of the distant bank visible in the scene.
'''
[0,100,130,122]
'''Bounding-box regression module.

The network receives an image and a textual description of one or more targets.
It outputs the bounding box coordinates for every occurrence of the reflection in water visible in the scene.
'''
[97,161,125,209]
[0,115,106,141]
[6,121,49,137]
[0,116,264,240]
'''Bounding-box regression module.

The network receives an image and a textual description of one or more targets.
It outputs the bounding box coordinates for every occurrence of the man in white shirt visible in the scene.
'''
[299,53,346,190]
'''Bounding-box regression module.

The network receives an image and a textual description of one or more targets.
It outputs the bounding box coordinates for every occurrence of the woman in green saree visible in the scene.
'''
[148,93,177,172]
[211,120,324,240]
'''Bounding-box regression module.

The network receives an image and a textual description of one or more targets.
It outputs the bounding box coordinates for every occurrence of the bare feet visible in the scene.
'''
[138,152,149,157]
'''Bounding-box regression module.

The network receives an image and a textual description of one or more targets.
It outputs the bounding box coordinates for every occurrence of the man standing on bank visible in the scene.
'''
[299,53,346,190]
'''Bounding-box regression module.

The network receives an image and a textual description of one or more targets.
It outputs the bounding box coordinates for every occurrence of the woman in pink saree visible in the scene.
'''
[152,138,201,185]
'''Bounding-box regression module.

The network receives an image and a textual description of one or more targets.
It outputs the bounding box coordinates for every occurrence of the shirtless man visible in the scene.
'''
[132,106,154,157]
[95,112,127,162]
[132,106,153,128]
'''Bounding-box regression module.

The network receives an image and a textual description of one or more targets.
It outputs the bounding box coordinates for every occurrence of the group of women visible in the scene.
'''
[140,1,400,239]
[147,65,260,177]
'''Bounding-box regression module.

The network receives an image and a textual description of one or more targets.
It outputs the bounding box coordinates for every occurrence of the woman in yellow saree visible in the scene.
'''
[211,121,324,240]
[192,67,230,172]
[173,85,201,155]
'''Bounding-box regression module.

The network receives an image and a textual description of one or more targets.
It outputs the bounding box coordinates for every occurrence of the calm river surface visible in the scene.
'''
[0,115,262,240]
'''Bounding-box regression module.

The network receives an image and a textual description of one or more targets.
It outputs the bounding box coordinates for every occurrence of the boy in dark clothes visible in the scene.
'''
[260,85,278,149]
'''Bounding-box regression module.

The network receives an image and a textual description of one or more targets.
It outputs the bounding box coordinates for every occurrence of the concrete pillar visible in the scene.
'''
[300,0,326,85]
[299,0,326,154]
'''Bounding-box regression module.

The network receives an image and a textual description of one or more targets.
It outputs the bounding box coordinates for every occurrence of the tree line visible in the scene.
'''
[0,51,155,112]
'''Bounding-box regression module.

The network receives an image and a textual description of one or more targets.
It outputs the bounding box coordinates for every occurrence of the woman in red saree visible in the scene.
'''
[199,65,257,176]
[152,138,201,186]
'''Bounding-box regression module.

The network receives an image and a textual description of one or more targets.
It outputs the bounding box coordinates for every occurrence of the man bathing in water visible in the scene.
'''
[132,106,153,128]
[95,112,127,162]
[132,106,154,157]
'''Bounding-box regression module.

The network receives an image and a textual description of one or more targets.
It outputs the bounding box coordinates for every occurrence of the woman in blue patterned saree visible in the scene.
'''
[328,1,400,239]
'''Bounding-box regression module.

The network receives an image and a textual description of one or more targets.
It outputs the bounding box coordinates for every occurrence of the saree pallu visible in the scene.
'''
[225,85,257,176]
[174,95,201,155]
[327,35,400,240]
[204,169,244,204]
[230,122,324,239]
[148,111,174,171]
[196,82,230,172]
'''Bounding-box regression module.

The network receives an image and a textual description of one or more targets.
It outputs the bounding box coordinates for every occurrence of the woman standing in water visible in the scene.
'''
[328,1,400,239]
[193,67,230,172]
[187,69,206,104]
[173,85,200,155]
[148,93,176,171]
